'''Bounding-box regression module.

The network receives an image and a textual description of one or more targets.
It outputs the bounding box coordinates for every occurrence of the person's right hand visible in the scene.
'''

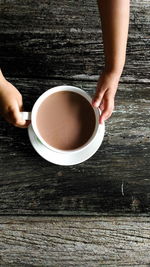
[0,79,30,128]
[92,71,120,124]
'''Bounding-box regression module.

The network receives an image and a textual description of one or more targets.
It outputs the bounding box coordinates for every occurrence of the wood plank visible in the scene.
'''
[0,0,149,81]
[0,78,150,215]
[0,216,150,266]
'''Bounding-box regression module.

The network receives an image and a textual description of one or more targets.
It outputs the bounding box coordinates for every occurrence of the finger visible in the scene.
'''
[4,110,30,128]
[18,102,31,128]
[99,99,104,111]
[99,98,114,124]
[92,88,106,108]
[16,120,31,128]
[99,111,112,124]
[9,102,29,128]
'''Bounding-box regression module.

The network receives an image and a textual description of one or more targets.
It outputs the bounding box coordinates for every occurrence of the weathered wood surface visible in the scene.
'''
[0,0,149,82]
[0,0,150,215]
[0,1,150,264]
[0,78,150,215]
[0,216,150,266]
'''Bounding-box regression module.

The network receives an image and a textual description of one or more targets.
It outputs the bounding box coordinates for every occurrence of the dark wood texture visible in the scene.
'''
[0,0,149,81]
[0,0,150,216]
[0,216,150,266]
[0,78,150,215]
[0,0,150,265]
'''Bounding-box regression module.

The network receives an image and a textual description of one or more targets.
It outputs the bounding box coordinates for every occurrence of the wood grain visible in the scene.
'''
[0,1,150,264]
[0,78,150,215]
[0,0,149,215]
[0,0,149,81]
[0,216,150,266]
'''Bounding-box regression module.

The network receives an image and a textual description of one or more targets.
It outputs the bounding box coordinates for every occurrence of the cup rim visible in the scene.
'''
[31,85,101,154]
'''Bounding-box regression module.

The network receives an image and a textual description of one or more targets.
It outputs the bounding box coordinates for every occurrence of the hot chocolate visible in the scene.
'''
[36,91,96,150]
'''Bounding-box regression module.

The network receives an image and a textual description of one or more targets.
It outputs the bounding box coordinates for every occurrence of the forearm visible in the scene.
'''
[98,0,130,76]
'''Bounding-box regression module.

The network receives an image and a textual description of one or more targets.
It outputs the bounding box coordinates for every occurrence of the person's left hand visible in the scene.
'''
[92,71,120,124]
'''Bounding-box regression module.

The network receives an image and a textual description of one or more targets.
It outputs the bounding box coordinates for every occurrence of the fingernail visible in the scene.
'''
[94,101,99,108]
[99,117,103,124]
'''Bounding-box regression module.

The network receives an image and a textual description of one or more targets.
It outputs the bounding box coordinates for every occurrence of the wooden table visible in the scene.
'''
[0,0,150,265]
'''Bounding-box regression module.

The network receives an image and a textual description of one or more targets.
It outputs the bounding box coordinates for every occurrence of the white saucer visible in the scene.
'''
[28,124,105,166]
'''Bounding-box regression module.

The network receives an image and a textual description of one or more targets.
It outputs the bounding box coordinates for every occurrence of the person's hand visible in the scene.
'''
[92,71,120,124]
[0,79,30,128]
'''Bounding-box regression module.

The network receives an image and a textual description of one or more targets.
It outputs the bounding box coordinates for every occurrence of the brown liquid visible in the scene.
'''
[36,91,96,150]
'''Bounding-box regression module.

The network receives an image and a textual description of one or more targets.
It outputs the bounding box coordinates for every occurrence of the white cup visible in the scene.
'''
[21,85,104,154]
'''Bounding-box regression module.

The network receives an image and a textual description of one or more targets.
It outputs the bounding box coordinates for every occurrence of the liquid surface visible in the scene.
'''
[36,91,96,150]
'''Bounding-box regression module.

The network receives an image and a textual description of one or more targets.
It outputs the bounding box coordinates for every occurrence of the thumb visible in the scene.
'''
[11,102,29,128]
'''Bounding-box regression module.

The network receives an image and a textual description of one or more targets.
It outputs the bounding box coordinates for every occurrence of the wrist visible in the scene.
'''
[104,65,124,78]
[102,68,122,83]
[104,56,125,77]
